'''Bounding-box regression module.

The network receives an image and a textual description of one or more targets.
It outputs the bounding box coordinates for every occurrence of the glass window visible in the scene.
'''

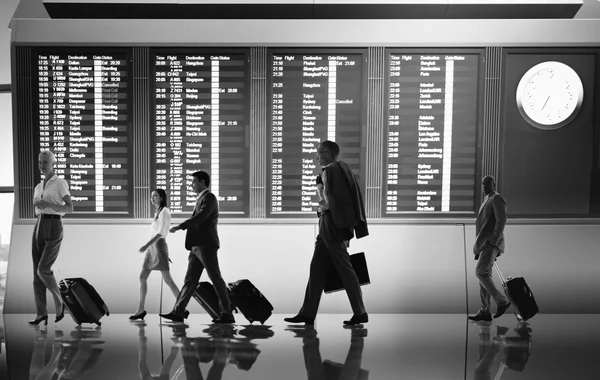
[0,93,13,187]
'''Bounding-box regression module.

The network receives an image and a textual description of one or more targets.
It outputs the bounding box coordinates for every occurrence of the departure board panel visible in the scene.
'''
[152,51,249,216]
[268,51,364,216]
[385,51,480,214]
[35,49,131,215]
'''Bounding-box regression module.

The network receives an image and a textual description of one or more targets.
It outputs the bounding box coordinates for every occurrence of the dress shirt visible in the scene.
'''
[151,207,171,238]
[33,174,71,216]
[318,162,335,212]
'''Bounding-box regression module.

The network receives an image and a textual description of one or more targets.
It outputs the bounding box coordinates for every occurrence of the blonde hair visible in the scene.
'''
[39,150,56,163]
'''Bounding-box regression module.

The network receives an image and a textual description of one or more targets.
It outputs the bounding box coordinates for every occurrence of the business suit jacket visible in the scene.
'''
[178,190,220,250]
[474,191,507,259]
[323,161,369,241]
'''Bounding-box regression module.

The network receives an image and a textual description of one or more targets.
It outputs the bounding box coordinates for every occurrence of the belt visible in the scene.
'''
[39,214,61,219]
[317,209,330,218]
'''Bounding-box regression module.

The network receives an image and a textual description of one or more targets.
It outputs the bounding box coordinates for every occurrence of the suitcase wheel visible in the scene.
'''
[96,322,102,326]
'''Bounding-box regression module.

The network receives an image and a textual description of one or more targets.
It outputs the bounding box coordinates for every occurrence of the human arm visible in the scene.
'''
[175,193,217,231]
[33,179,74,214]
[489,196,507,247]
[34,195,74,214]
[140,208,170,252]
[321,169,330,206]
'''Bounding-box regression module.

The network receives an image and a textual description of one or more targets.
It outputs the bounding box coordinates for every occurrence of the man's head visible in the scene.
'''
[316,140,339,167]
[191,171,210,194]
[482,175,496,196]
[38,150,56,177]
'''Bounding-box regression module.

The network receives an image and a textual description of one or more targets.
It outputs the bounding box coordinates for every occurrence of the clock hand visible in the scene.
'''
[542,95,551,110]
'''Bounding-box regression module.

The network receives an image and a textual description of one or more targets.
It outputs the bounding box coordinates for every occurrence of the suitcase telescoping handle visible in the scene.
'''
[493,263,507,286]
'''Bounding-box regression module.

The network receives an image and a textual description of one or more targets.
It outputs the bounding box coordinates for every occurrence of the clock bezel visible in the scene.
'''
[515,61,584,131]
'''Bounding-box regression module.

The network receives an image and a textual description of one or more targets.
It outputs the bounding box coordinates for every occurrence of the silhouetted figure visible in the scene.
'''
[30,150,74,326]
[160,171,234,324]
[285,141,369,326]
[468,176,510,322]
[130,189,180,321]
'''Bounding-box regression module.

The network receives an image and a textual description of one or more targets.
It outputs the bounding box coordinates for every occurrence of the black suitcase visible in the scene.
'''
[494,264,539,322]
[193,281,221,320]
[324,252,371,294]
[228,279,273,325]
[59,277,109,326]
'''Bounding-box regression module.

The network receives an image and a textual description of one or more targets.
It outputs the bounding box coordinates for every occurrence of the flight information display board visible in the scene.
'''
[385,51,480,214]
[268,51,364,216]
[152,51,249,216]
[35,49,131,214]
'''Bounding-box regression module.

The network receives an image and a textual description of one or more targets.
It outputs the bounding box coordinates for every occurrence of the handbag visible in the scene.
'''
[324,252,370,294]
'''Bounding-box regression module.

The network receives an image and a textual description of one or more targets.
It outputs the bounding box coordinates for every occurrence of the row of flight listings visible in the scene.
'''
[33,49,480,217]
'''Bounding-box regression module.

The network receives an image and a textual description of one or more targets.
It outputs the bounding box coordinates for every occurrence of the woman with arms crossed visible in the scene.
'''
[30,150,73,325]
[130,189,180,320]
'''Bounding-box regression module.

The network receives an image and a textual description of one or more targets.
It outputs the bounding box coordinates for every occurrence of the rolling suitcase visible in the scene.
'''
[193,282,221,320]
[228,279,273,325]
[494,264,539,322]
[59,277,109,326]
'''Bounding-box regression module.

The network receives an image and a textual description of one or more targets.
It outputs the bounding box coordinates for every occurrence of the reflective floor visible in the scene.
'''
[0,313,599,380]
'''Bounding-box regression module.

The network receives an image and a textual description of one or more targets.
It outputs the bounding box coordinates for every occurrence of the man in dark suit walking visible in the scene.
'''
[160,170,235,324]
[285,140,369,326]
[468,175,511,322]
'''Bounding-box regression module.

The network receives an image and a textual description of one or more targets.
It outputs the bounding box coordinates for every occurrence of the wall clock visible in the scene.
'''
[515,61,584,130]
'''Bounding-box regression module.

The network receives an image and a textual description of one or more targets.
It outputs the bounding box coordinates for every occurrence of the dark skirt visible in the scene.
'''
[142,238,170,271]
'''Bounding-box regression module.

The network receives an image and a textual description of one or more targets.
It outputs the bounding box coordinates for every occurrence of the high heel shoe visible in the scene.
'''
[28,315,48,326]
[55,304,66,323]
[129,311,147,320]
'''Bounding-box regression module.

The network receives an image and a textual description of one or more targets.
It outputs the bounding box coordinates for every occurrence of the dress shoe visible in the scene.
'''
[28,315,48,326]
[212,313,235,324]
[55,304,66,323]
[284,315,315,325]
[467,312,492,322]
[343,313,369,326]
[493,302,511,319]
[129,311,147,321]
[159,312,184,323]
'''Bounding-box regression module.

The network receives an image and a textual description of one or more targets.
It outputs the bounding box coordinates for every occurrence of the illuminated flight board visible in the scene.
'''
[385,52,479,214]
[35,50,130,214]
[268,51,364,216]
[153,51,249,216]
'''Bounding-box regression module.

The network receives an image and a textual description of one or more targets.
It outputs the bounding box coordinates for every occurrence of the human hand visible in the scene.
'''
[139,245,148,253]
[169,226,180,233]
[34,199,53,210]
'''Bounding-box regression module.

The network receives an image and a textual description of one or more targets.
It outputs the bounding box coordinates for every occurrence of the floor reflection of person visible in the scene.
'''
[473,324,508,380]
[136,322,180,380]
[286,325,369,380]
[29,326,63,380]
[179,330,229,380]
[29,326,105,380]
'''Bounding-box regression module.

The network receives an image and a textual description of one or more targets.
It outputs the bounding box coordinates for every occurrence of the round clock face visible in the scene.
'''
[516,61,584,130]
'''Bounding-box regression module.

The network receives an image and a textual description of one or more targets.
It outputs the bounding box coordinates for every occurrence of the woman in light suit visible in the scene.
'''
[130,189,180,320]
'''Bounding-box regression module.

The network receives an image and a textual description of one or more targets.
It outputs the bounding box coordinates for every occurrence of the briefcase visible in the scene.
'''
[324,252,370,294]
